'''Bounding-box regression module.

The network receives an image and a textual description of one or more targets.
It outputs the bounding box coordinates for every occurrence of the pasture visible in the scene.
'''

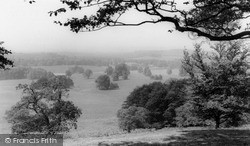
[0,65,179,137]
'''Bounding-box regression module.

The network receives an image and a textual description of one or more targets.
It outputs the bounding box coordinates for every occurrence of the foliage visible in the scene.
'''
[120,80,188,130]
[111,71,119,81]
[117,106,150,133]
[33,0,250,41]
[83,69,93,79]
[128,64,139,71]
[95,75,111,90]
[113,63,130,80]
[182,41,250,128]
[150,74,162,80]
[5,75,81,134]
[0,42,13,70]
[175,102,205,127]
[137,66,143,73]
[105,66,114,76]
[65,70,72,77]
[143,66,152,77]
[179,66,188,77]
[109,82,119,90]
[27,68,55,80]
[0,67,30,80]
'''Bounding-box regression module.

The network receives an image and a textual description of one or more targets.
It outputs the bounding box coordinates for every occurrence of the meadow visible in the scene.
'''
[0,65,179,137]
[1,65,250,146]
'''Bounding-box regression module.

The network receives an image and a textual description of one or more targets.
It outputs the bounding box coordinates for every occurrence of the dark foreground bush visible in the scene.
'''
[118,79,189,131]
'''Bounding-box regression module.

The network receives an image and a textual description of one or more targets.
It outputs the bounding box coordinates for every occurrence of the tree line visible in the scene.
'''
[0,67,55,80]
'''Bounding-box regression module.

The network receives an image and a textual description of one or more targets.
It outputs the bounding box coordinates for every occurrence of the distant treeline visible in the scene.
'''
[127,59,181,69]
[0,67,54,80]
[12,53,124,67]
[10,53,181,68]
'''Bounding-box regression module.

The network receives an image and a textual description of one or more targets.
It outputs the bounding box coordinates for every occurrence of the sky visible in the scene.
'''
[0,0,198,53]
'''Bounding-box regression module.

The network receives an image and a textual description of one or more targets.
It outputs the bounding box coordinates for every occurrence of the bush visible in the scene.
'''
[150,74,162,80]
[175,102,205,127]
[109,82,119,90]
[117,106,150,133]
[119,79,189,130]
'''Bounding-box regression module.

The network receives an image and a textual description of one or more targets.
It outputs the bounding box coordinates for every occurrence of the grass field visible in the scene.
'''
[0,65,179,137]
[1,65,250,146]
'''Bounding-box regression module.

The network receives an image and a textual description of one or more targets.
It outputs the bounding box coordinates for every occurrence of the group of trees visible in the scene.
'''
[65,66,93,79]
[0,67,55,80]
[138,66,162,80]
[118,41,250,132]
[117,80,188,132]
[5,75,81,134]
[105,63,130,81]
[13,53,123,67]
[95,75,119,90]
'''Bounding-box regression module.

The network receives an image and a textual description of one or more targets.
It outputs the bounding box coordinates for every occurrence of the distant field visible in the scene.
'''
[0,66,180,138]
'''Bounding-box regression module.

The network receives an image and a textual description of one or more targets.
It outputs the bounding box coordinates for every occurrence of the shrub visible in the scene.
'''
[119,79,189,130]
[117,106,150,133]
[175,102,204,127]
[109,82,119,90]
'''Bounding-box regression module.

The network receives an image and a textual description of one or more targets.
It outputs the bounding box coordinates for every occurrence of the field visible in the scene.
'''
[0,65,180,137]
[1,65,250,146]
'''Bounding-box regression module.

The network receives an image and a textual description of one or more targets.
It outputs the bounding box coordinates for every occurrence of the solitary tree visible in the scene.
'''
[5,75,81,134]
[112,63,130,80]
[182,41,250,128]
[83,69,93,79]
[95,74,111,90]
[143,66,152,77]
[31,0,250,41]
[0,42,13,70]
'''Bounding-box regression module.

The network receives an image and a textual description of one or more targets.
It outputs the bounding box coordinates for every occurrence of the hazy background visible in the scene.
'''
[0,0,197,54]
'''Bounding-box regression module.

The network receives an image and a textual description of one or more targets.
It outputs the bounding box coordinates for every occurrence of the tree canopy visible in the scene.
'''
[31,0,250,41]
[0,42,13,70]
[5,75,81,134]
[182,41,250,128]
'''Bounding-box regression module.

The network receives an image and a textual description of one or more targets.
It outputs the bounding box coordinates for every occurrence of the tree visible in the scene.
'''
[65,70,72,77]
[27,68,55,80]
[111,71,119,81]
[182,41,250,129]
[5,75,81,134]
[105,66,114,76]
[178,66,188,77]
[114,63,130,80]
[0,42,13,70]
[150,74,162,80]
[143,66,152,77]
[31,0,250,41]
[120,80,188,129]
[95,74,110,90]
[83,69,93,79]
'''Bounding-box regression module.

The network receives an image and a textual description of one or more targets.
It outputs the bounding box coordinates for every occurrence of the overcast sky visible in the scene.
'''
[0,0,199,53]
